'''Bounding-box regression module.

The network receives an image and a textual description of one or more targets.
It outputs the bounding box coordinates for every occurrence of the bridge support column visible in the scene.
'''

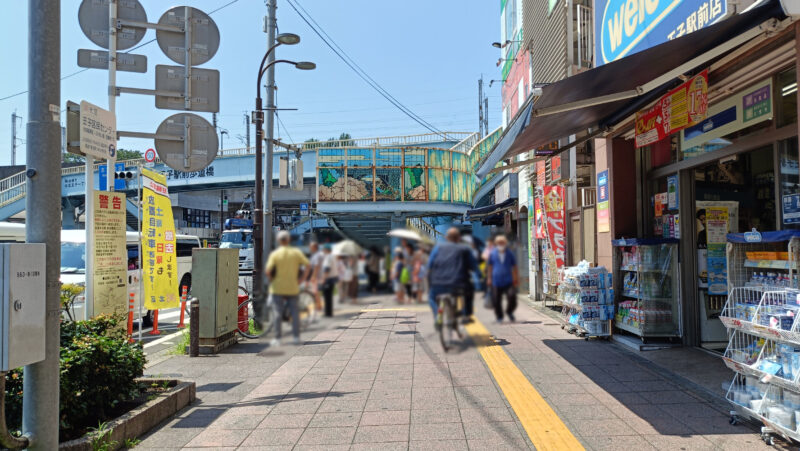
[389,215,406,257]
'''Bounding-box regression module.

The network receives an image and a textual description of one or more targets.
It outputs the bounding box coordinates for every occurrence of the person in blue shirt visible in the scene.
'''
[427,227,479,318]
[486,234,519,322]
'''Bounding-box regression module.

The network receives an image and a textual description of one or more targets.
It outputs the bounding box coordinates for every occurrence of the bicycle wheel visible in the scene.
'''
[237,298,273,339]
[437,296,449,352]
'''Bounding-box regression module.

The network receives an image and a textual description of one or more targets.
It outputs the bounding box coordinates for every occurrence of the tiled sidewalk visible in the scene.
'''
[137,293,774,450]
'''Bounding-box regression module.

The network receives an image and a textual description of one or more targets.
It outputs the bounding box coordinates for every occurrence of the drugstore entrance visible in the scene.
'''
[694,146,775,352]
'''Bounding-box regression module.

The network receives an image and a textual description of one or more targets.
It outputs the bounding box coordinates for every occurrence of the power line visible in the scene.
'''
[0,0,241,103]
[285,0,446,137]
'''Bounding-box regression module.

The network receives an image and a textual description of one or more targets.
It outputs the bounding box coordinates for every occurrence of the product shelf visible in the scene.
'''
[744,260,797,270]
[720,288,800,345]
[555,263,613,339]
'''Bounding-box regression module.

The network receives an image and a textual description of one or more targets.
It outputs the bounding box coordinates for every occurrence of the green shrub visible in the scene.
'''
[4,314,146,441]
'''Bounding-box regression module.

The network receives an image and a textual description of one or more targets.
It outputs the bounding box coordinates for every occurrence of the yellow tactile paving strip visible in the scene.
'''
[466,318,585,451]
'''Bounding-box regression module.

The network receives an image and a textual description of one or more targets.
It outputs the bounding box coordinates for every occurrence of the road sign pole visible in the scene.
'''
[264,0,276,263]
[107,0,117,193]
[85,155,93,320]
[24,0,62,447]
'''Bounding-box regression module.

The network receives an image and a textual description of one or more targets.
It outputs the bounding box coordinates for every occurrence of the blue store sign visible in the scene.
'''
[595,0,728,66]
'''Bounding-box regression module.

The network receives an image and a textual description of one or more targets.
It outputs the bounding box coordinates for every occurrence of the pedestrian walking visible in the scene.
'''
[390,249,407,304]
[427,227,478,316]
[265,230,311,346]
[412,248,428,304]
[308,241,324,322]
[486,235,519,323]
[337,255,356,304]
[320,244,338,317]
[366,248,381,293]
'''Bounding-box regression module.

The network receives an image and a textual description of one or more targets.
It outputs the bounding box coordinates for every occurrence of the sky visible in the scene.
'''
[0,0,503,165]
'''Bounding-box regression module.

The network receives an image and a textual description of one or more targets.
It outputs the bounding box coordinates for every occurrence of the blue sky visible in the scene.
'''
[0,0,502,165]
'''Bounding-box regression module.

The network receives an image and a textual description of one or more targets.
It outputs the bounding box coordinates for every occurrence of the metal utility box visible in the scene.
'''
[191,248,238,344]
[0,244,46,371]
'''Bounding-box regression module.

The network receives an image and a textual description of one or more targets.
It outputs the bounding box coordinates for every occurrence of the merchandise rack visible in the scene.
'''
[723,230,800,446]
[555,264,613,340]
[611,238,681,341]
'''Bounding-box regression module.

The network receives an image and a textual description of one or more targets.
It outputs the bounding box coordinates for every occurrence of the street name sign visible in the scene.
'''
[79,101,117,161]
[77,49,147,73]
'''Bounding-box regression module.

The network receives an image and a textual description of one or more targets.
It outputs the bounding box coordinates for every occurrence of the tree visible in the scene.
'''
[61,148,143,164]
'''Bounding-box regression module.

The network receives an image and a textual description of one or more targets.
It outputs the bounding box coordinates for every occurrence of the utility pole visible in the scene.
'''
[11,111,22,165]
[478,76,484,137]
[25,0,61,448]
[484,96,489,135]
[264,0,277,265]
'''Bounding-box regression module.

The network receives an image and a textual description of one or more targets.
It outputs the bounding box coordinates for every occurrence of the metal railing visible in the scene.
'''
[300,132,473,151]
[407,217,442,241]
[450,132,480,154]
[574,4,593,69]
[580,187,597,207]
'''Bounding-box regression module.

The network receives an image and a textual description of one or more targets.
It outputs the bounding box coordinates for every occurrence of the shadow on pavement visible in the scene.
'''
[196,382,243,393]
[540,338,752,436]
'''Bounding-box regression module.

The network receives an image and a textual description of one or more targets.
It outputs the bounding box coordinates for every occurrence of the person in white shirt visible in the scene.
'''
[320,244,338,317]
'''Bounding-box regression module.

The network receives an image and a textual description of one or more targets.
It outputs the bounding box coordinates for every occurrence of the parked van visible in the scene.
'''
[0,222,200,324]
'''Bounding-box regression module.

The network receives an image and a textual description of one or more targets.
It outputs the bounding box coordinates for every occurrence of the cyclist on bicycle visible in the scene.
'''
[427,227,478,321]
[265,230,311,346]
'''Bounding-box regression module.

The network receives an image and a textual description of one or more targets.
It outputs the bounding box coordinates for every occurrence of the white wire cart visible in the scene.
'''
[556,262,613,340]
[722,231,800,446]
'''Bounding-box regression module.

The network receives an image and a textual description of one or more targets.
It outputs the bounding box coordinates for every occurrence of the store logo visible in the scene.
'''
[601,0,683,64]
[744,229,762,243]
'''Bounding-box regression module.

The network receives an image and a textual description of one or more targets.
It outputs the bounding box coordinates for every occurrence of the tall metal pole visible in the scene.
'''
[106,0,117,192]
[11,112,21,166]
[24,0,61,447]
[478,77,484,137]
[264,0,277,262]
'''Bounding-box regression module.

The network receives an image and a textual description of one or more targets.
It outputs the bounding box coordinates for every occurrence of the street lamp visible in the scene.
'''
[252,35,315,305]
[220,129,229,150]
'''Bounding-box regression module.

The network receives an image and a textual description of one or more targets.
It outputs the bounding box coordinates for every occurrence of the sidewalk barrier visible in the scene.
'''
[189,298,199,357]
[177,285,188,329]
[149,309,161,336]
[127,293,135,343]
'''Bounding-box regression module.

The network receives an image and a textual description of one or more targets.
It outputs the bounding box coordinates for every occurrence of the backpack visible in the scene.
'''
[400,265,411,284]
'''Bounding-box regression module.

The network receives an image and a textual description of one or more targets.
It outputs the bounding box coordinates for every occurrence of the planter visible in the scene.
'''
[59,379,196,451]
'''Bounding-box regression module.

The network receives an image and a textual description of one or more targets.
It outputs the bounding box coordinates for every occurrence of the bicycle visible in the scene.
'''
[237,285,315,339]
[435,289,464,352]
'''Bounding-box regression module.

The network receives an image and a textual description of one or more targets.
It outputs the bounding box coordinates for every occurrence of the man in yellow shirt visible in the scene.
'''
[266,230,310,346]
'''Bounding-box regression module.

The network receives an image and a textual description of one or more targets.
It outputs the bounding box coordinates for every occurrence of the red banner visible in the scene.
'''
[543,186,566,269]
[635,69,708,148]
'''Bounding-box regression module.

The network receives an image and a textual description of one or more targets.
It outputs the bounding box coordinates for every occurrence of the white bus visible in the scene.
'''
[0,222,200,324]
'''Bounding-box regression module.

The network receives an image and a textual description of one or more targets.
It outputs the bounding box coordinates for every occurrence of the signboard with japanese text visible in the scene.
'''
[543,186,566,270]
[141,167,179,310]
[550,156,562,183]
[597,170,610,233]
[596,0,728,66]
[706,207,729,295]
[534,141,559,157]
[527,185,534,261]
[681,78,773,152]
[536,161,546,186]
[92,191,127,316]
[79,100,117,160]
[534,194,545,239]
[636,70,708,148]
[783,194,800,224]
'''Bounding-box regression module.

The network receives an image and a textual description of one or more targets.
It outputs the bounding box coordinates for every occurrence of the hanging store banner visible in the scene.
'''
[536,160,546,186]
[534,194,545,239]
[550,156,562,182]
[706,207,729,295]
[667,175,679,210]
[595,0,728,66]
[543,186,566,269]
[597,170,610,233]
[92,191,128,317]
[635,70,708,148]
[527,185,534,260]
[141,167,179,310]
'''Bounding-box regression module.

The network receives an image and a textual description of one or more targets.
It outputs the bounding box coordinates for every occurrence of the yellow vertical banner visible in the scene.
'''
[141,168,179,310]
[93,191,128,316]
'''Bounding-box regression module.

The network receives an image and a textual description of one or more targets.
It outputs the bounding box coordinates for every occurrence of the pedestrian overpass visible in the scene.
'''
[0,130,504,247]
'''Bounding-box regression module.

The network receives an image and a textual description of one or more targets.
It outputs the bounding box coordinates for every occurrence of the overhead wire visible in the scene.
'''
[285,0,447,138]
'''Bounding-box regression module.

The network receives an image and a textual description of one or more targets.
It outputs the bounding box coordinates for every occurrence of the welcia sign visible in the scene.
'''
[596,0,727,66]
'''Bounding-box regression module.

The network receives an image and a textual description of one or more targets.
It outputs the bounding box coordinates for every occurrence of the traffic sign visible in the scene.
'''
[79,101,117,161]
[99,162,126,191]
[154,65,220,113]
[77,49,147,73]
[78,0,147,50]
[144,148,156,162]
[156,7,220,66]
[154,113,218,173]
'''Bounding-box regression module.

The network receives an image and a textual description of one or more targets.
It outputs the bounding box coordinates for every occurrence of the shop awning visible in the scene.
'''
[476,0,786,178]
[473,100,533,179]
[465,197,516,219]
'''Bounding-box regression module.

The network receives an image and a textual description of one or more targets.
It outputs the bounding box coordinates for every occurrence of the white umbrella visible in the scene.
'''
[387,228,431,243]
[332,240,361,256]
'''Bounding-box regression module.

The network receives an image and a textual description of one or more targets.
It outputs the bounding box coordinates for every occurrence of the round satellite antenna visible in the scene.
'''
[78,0,147,50]
[155,113,219,173]
[156,6,220,66]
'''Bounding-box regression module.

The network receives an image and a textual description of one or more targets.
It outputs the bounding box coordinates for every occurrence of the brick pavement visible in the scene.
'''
[136,293,773,450]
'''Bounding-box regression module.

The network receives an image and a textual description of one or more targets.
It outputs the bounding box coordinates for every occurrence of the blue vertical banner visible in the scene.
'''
[595,0,728,66]
[99,162,127,190]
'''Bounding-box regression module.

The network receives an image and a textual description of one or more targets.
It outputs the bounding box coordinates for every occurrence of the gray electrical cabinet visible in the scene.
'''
[191,248,238,343]
[0,244,46,371]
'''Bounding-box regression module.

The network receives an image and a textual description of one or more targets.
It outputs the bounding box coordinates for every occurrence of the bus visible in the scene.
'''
[0,222,200,324]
